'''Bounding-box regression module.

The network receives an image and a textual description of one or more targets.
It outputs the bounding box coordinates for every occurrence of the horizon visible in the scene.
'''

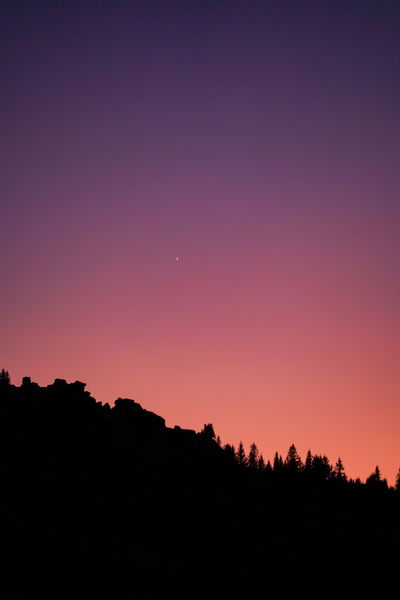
[1,1,400,486]
[2,369,395,485]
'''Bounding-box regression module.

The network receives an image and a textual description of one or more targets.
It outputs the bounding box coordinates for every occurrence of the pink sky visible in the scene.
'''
[1,1,399,483]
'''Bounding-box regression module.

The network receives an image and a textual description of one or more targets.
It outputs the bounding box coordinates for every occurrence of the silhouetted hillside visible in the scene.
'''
[0,372,399,598]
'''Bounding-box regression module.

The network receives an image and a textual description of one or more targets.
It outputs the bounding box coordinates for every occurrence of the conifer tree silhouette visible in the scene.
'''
[333,457,347,481]
[312,454,332,480]
[223,444,236,464]
[366,466,382,484]
[248,443,259,469]
[366,465,388,490]
[304,450,313,475]
[273,451,284,472]
[285,444,302,474]
[236,441,247,466]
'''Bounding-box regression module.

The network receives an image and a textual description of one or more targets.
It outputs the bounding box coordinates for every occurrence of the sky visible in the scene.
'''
[1,0,399,483]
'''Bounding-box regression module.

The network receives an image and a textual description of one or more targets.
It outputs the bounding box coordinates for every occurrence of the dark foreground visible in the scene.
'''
[0,374,398,598]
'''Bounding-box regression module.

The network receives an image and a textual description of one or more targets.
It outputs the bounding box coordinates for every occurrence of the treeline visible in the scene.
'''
[220,439,396,491]
[0,369,399,598]
[1,368,396,489]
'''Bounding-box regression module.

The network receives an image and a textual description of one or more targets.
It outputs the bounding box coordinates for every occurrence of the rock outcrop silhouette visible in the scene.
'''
[0,374,398,598]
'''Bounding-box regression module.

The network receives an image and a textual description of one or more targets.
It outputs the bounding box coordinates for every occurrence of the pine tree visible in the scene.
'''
[248,443,259,469]
[236,441,248,466]
[312,454,332,480]
[304,450,313,472]
[273,451,283,472]
[333,457,347,481]
[366,466,382,487]
[285,444,303,474]
[223,444,236,464]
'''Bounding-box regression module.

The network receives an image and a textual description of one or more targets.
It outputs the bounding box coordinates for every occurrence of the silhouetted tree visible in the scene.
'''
[223,444,236,463]
[333,457,347,481]
[312,454,332,481]
[248,443,259,469]
[366,466,381,485]
[236,441,247,466]
[258,455,265,471]
[273,452,284,472]
[303,450,313,481]
[285,444,302,474]
[0,369,10,385]
[366,466,388,490]
[304,450,313,472]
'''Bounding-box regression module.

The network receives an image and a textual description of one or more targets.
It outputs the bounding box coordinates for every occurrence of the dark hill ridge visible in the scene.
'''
[0,372,399,598]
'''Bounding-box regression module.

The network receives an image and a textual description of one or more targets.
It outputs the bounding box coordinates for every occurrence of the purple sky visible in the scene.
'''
[1,0,400,482]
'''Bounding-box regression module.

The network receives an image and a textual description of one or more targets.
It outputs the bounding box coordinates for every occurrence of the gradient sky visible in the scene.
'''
[1,0,399,483]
